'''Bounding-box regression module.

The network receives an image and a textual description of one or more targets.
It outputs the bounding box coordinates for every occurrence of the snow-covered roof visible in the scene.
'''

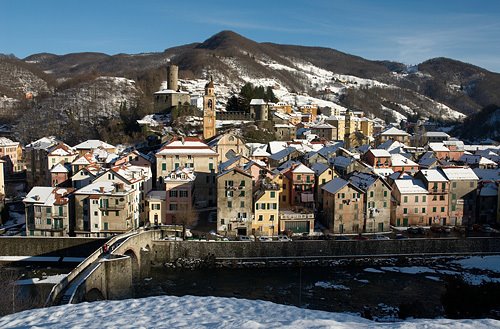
[26,136,59,151]
[292,163,314,174]
[440,167,479,181]
[247,143,270,157]
[311,122,335,129]
[349,172,379,190]
[0,137,18,147]
[75,181,131,195]
[250,99,267,105]
[429,142,449,152]
[419,169,448,182]
[369,149,391,158]
[74,140,115,150]
[157,137,217,156]
[269,147,297,161]
[23,187,55,205]
[321,177,348,194]
[164,167,196,182]
[50,163,69,173]
[154,89,189,95]
[460,154,498,166]
[425,131,450,138]
[394,178,428,194]
[330,156,352,168]
[380,127,410,136]
[373,168,394,177]
[391,154,418,167]
[268,141,288,154]
[274,124,295,128]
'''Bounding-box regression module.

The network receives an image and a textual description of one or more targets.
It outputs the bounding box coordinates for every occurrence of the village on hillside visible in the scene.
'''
[0,65,499,240]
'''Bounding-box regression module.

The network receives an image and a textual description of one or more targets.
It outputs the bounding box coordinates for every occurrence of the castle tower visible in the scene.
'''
[203,78,216,140]
[167,65,179,91]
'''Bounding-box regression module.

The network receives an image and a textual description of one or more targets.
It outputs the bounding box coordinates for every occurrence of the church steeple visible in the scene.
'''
[203,77,216,140]
[344,109,353,149]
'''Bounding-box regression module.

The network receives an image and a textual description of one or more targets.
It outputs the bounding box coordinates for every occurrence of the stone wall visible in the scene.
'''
[0,237,107,257]
[152,238,500,263]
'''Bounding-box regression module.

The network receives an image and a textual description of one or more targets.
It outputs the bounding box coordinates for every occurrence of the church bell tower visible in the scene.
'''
[203,78,216,140]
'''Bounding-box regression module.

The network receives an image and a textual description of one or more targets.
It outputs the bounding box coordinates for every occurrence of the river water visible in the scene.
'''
[135,258,452,320]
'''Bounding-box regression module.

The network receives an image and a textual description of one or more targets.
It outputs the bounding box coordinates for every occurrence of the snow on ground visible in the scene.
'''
[381,105,407,122]
[452,256,500,272]
[314,281,350,290]
[17,274,68,285]
[1,295,499,329]
[365,256,500,285]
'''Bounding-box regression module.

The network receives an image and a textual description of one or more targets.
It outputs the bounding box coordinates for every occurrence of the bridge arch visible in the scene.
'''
[124,249,139,281]
[85,288,104,302]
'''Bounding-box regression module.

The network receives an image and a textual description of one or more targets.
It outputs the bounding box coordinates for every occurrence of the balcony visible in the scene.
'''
[99,204,126,211]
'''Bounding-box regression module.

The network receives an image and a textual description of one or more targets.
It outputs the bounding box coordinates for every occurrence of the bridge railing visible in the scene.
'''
[45,230,139,306]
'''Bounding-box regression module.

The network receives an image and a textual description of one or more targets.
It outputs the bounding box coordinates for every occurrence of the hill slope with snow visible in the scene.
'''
[0,295,499,329]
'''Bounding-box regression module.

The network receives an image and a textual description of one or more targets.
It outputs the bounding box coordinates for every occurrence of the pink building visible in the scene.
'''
[164,168,196,224]
[415,169,450,226]
[391,174,428,227]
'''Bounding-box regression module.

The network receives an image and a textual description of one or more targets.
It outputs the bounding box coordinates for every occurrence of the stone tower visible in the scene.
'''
[344,109,354,149]
[167,65,178,91]
[203,78,216,140]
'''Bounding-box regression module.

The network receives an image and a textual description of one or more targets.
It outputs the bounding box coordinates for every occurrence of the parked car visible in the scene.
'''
[334,235,350,241]
[353,234,368,241]
[372,234,390,240]
[277,235,291,242]
[395,234,408,240]
[258,236,273,242]
[238,235,252,242]
[407,226,425,235]
[163,236,182,241]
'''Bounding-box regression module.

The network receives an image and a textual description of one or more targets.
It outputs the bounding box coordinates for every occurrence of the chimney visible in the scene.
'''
[99,186,105,193]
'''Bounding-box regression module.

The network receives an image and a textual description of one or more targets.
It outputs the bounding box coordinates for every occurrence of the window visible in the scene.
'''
[414,208,418,214]
[451,194,456,200]
[439,195,445,201]
[422,196,426,202]
[339,203,343,209]
[452,204,456,211]
[169,190,178,198]
[306,176,311,183]
[452,182,457,188]
[370,191,374,198]
[240,201,245,208]
[239,191,245,197]
[270,191,275,198]
[422,208,426,213]
[240,180,245,187]
[341,193,345,199]
[297,175,301,180]
[432,207,437,212]
[179,190,188,198]
[209,163,214,170]
[94,211,98,216]
[169,204,178,211]
[403,208,408,214]
[272,203,277,209]
[258,215,263,221]
[46,218,51,225]
[470,181,474,188]
[403,196,408,203]
[322,179,326,184]
[104,222,109,230]
[384,191,387,197]
[270,215,275,221]
[415,196,419,202]
[441,183,446,190]
[256,204,259,210]
[161,163,166,171]
[441,207,445,212]
[225,180,234,187]
[227,201,232,208]
[383,201,387,208]
[46,208,51,214]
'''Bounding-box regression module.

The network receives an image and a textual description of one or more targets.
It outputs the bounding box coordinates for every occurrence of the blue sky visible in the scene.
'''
[1,0,499,72]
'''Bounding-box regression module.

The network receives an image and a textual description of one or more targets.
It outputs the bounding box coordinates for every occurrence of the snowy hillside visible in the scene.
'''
[0,295,498,328]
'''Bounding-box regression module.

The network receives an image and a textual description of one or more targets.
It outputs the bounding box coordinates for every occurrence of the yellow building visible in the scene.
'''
[252,183,280,236]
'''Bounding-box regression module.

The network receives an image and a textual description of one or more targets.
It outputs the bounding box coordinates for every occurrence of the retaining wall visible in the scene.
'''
[0,237,108,257]
[152,237,500,263]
